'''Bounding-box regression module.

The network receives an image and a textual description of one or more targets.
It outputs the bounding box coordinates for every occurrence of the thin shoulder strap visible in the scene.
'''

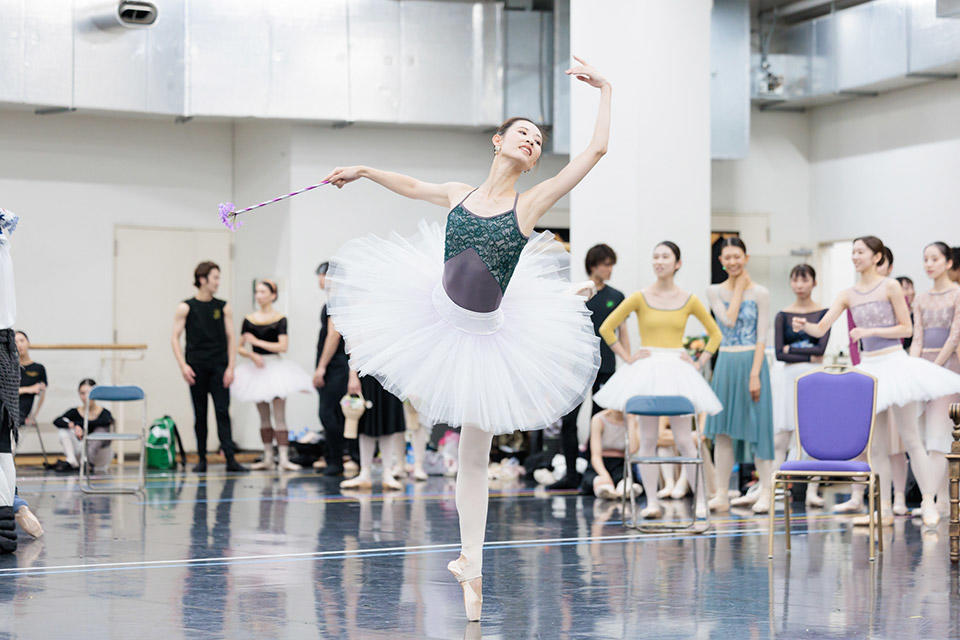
[455,187,479,208]
[512,191,520,210]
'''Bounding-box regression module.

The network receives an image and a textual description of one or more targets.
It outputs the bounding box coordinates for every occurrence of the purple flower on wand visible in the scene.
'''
[218,202,243,232]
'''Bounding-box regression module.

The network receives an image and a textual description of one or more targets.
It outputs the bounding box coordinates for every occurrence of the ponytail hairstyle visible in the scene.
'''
[789,264,816,282]
[853,235,886,266]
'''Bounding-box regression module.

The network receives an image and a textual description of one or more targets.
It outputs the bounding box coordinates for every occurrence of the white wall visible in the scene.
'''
[810,80,960,287]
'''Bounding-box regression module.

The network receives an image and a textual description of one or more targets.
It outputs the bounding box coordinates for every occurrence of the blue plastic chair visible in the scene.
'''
[80,385,147,495]
[623,395,710,533]
[767,366,881,561]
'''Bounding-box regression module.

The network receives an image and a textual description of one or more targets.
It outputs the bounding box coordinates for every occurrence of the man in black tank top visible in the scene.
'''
[171,262,247,473]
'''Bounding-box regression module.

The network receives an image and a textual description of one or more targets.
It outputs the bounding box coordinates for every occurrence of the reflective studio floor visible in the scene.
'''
[2,468,959,640]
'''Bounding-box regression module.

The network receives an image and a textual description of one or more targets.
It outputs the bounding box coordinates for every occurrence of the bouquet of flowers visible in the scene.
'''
[683,334,708,360]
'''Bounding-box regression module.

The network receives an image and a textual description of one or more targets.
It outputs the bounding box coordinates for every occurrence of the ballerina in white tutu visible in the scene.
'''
[794,236,960,527]
[233,280,314,471]
[322,56,611,621]
[594,241,722,518]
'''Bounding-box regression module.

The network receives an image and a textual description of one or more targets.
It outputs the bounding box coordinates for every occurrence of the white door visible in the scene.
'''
[114,226,233,454]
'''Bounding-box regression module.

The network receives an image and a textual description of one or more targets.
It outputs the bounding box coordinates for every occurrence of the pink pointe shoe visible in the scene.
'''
[448,555,483,621]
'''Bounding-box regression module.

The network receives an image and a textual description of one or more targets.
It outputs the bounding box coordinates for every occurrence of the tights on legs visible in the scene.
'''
[456,425,493,580]
[256,402,274,445]
[672,418,702,505]
[712,434,735,503]
[774,429,819,502]
[273,398,288,444]
[871,409,894,514]
[636,416,660,509]
[356,432,402,481]
[411,427,428,472]
[890,402,934,496]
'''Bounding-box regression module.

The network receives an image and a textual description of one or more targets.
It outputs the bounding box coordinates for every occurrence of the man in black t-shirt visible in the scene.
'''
[15,331,46,430]
[549,244,630,491]
[171,261,247,473]
[312,262,361,476]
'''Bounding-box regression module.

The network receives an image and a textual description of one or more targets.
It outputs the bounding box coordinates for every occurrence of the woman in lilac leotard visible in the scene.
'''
[794,236,960,527]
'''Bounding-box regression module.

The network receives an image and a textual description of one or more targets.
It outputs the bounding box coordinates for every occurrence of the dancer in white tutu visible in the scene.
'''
[793,236,960,527]
[772,264,829,508]
[233,280,313,471]
[594,241,722,518]
[909,242,960,520]
[322,56,610,621]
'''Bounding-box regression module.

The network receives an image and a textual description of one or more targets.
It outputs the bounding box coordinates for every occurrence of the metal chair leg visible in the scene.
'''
[768,478,778,559]
[784,485,792,552]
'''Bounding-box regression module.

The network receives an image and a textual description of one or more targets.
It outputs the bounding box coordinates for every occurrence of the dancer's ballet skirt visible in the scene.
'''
[231,355,314,403]
[771,361,819,433]
[593,348,722,415]
[327,221,600,435]
[857,347,960,413]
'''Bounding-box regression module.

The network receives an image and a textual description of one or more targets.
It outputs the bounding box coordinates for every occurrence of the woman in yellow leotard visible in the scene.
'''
[594,241,722,519]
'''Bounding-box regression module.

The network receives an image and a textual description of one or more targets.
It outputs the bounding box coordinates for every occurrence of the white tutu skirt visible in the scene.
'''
[771,361,818,433]
[856,348,960,413]
[231,355,314,403]
[327,221,600,435]
[593,348,722,415]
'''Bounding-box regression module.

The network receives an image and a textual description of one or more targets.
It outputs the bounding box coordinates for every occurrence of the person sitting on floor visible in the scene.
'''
[580,408,643,500]
[52,379,114,473]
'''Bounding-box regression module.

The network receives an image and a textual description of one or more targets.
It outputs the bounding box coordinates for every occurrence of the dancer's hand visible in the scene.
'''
[628,349,651,364]
[241,332,257,346]
[681,351,695,366]
[733,270,752,291]
[223,367,234,388]
[791,316,808,333]
[849,327,869,342]
[565,56,609,89]
[181,363,196,385]
[347,371,362,396]
[313,366,326,388]
[749,372,761,402]
[695,351,712,371]
[74,424,84,439]
[252,354,265,369]
[323,166,364,189]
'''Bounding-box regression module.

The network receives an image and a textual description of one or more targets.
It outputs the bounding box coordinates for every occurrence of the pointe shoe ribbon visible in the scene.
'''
[340,394,372,439]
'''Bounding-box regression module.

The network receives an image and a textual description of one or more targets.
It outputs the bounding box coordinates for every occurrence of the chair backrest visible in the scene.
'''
[625,395,696,417]
[796,369,876,461]
[88,385,145,402]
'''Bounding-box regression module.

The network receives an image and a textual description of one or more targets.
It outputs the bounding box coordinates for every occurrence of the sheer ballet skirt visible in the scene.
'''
[327,221,600,434]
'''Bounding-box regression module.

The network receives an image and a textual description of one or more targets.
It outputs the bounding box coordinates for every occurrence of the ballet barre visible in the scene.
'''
[949,402,960,564]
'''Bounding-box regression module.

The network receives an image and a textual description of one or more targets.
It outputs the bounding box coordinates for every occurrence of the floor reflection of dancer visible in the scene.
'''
[703,238,774,514]
[794,236,960,527]
[909,242,960,519]
[594,241,722,517]
[773,264,829,508]
[233,280,313,471]
[323,57,610,621]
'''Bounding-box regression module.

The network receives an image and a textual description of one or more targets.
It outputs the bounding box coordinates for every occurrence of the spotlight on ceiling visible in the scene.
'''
[91,2,158,30]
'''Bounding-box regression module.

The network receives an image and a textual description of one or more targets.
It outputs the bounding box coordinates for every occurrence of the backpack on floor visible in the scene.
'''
[146,416,187,470]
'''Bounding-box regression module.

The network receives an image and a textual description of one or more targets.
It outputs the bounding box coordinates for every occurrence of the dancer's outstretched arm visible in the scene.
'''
[322,165,471,209]
[793,291,849,339]
[519,57,611,229]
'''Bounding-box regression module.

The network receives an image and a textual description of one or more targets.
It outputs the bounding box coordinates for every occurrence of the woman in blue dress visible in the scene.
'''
[704,238,774,514]
[322,57,611,621]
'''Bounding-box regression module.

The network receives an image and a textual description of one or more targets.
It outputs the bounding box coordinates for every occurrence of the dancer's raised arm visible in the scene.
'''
[520,57,611,227]
[793,291,849,338]
[322,165,470,208]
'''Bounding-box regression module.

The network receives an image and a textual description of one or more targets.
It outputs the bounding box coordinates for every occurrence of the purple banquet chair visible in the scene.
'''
[767,366,881,561]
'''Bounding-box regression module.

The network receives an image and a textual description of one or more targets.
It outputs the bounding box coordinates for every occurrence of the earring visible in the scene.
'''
[494,146,500,155]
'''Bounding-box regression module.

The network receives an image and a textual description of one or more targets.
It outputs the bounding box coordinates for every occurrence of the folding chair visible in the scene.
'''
[768,366,881,561]
[80,385,147,495]
[623,395,710,533]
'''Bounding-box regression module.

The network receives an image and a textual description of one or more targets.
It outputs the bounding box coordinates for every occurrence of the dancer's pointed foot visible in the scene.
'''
[340,475,373,490]
[892,491,908,516]
[921,495,941,528]
[805,491,825,508]
[448,556,482,622]
[657,481,675,499]
[641,504,663,519]
[708,494,729,513]
[731,492,758,507]
[853,511,894,527]
[413,467,428,482]
[669,476,690,500]
[833,495,864,514]
[382,476,403,491]
[752,492,771,514]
